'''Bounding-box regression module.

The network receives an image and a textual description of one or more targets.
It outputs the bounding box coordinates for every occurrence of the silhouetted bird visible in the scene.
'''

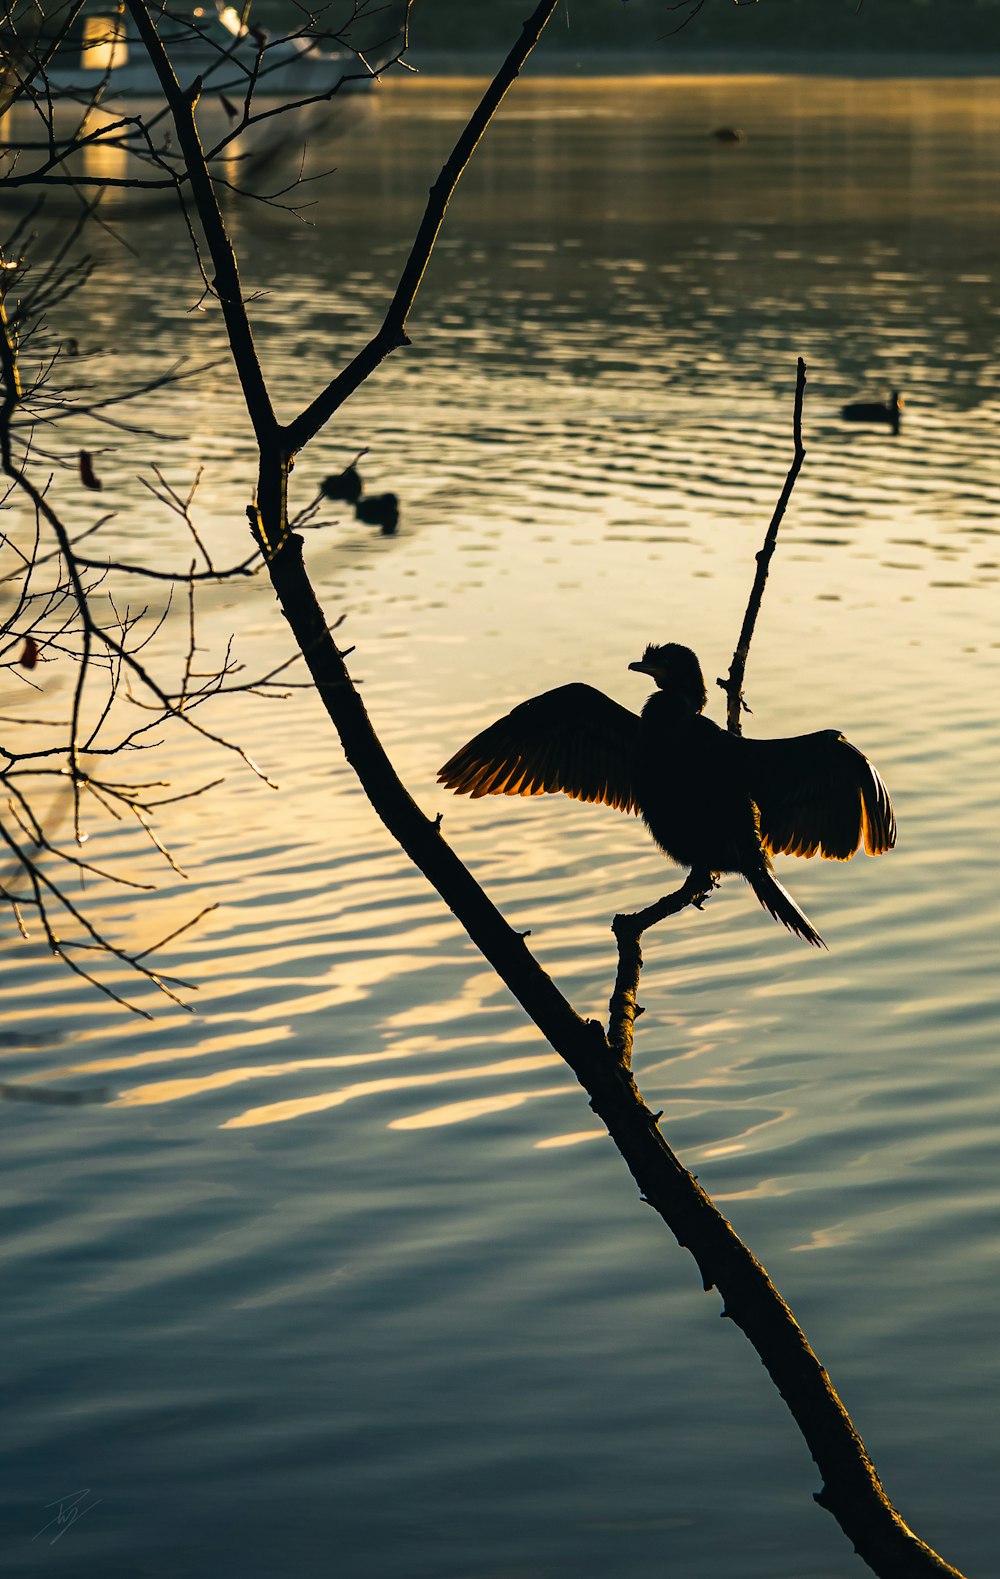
[355,492,399,534]
[439,643,896,948]
[840,391,902,435]
[321,465,363,504]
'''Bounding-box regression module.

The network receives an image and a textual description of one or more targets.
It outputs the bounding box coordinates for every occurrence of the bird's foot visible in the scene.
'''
[689,869,719,910]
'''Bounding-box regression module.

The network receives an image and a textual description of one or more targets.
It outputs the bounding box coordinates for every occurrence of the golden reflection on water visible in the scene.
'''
[216,1053,562,1129]
[791,1222,860,1253]
[388,1086,568,1130]
[3,74,1000,1577]
[40,1025,293,1082]
[694,1107,795,1161]
[80,106,129,182]
[2,73,998,1156]
[534,1130,606,1150]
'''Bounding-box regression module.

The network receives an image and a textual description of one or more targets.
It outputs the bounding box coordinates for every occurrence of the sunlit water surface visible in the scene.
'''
[3,75,1000,1578]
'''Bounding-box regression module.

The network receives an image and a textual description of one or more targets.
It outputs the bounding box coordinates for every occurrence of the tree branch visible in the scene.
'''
[720,355,807,734]
[608,870,717,1068]
[122,0,278,448]
[283,0,564,454]
[15,4,967,1569]
[262,529,964,1577]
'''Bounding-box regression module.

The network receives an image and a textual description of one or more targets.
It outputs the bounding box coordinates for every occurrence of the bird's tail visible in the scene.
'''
[747,865,826,949]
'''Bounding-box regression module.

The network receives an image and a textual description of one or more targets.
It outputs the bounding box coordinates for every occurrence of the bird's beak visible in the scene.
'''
[628,660,654,675]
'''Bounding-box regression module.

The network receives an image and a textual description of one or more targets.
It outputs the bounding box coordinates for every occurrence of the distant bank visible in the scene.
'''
[251,0,1000,72]
[250,0,1000,76]
[401,49,1000,80]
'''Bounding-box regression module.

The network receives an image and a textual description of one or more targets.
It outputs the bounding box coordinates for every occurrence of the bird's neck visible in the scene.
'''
[641,689,703,726]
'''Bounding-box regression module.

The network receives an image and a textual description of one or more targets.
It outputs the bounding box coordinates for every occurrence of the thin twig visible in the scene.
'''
[719,357,807,735]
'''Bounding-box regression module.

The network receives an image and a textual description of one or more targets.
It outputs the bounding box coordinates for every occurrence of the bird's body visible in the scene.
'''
[840,391,902,435]
[355,492,399,534]
[636,696,757,872]
[438,644,896,947]
[321,463,400,534]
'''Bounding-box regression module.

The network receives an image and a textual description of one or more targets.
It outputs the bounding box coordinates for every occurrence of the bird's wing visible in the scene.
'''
[438,683,639,813]
[742,729,896,860]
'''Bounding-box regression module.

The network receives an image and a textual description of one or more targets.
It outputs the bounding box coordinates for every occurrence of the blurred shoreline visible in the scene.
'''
[401,49,1000,79]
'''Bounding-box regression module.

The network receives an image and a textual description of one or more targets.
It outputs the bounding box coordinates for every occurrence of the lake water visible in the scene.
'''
[3,72,1000,1578]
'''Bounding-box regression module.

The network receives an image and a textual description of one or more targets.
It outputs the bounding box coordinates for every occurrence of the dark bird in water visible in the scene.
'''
[321,464,363,504]
[355,492,399,534]
[711,126,744,143]
[840,391,902,435]
[438,643,896,948]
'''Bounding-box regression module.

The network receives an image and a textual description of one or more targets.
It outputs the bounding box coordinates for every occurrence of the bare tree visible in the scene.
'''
[0,3,972,1575]
[0,0,412,1006]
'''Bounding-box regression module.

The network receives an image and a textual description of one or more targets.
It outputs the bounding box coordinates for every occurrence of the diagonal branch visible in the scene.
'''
[263,533,964,1579]
[138,2,965,1567]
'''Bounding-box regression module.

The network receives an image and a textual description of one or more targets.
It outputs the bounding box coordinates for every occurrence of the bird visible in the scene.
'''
[840,391,902,435]
[320,464,363,504]
[354,492,399,534]
[711,126,744,143]
[438,643,896,948]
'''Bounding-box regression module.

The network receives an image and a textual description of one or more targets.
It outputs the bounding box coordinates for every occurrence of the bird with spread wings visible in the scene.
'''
[439,643,896,948]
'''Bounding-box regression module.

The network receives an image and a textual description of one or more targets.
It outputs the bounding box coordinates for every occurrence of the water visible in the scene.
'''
[2,73,1000,1578]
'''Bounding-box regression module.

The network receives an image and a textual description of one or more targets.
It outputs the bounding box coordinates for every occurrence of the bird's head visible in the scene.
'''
[320,464,363,504]
[628,643,707,712]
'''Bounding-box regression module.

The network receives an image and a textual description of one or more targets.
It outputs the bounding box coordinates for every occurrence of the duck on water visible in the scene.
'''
[840,391,902,435]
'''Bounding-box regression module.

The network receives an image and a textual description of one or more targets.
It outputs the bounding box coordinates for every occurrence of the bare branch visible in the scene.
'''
[284,0,565,453]
[719,356,807,734]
